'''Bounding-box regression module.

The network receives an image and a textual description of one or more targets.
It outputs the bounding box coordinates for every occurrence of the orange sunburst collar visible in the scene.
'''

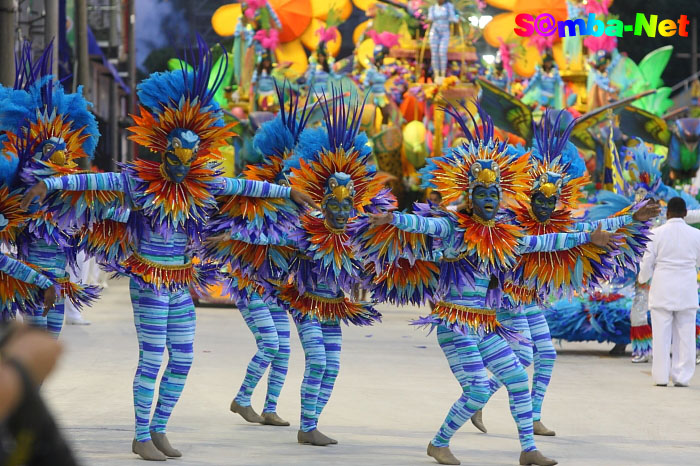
[128,98,235,159]
[455,211,523,272]
[0,187,25,245]
[290,149,384,213]
[426,142,531,207]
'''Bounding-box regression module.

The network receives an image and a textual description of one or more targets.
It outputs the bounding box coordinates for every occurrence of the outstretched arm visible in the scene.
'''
[21,172,127,210]
[0,254,53,290]
[573,215,632,232]
[213,178,318,209]
[369,212,454,238]
[520,223,613,253]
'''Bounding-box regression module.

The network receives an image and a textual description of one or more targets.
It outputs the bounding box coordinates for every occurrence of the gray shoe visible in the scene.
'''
[533,420,556,436]
[427,442,460,465]
[230,399,265,423]
[470,409,487,433]
[519,450,557,465]
[260,412,290,426]
[696,353,700,365]
[316,428,337,444]
[132,439,166,461]
[150,431,181,457]
[297,429,332,446]
[631,354,650,363]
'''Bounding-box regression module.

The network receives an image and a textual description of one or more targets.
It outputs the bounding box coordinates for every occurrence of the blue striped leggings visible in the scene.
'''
[488,308,556,421]
[295,317,342,432]
[22,240,66,339]
[130,279,196,442]
[234,292,291,413]
[429,25,450,76]
[432,325,536,452]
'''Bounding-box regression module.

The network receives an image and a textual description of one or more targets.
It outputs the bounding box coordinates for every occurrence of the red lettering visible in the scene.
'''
[678,15,690,37]
[514,14,534,37]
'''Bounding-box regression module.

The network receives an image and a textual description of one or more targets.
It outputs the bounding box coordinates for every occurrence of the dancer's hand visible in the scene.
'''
[590,224,613,248]
[21,183,47,210]
[632,201,660,222]
[368,212,393,226]
[42,286,57,316]
[290,188,319,210]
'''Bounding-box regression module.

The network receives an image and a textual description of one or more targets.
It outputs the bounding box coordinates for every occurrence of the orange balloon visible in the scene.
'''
[353,20,370,44]
[211,4,242,37]
[269,0,313,43]
[339,0,353,20]
[352,0,376,12]
[275,39,309,74]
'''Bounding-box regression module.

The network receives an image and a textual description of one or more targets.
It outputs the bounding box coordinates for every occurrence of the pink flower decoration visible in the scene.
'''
[583,34,616,52]
[316,26,338,44]
[584,0,610,15]
[254,28,279,50]
[475,0,486,10]
[244,7,258,20]
[367,30,399,48]
[247,0,267,9]
[528,34,554,54]
[498,38,514,80]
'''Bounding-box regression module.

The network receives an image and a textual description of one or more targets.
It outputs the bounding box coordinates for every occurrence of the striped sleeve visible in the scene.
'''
[0,254,53,289]
[519,231,590,253]
[573,215,632,232]
[391,212,453,238]
[43,172,127,193]
[214,178,291,198]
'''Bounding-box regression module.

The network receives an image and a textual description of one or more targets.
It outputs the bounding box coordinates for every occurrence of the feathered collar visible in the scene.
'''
[454,210,523,274]
[289,213,360,293]
[121,157,222,239]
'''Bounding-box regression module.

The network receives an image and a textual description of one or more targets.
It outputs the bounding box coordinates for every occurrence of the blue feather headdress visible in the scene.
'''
[252,81,316,160]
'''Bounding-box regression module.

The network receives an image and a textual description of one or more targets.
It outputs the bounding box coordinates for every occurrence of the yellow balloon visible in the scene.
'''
[353,20,370,44]
[275,40,309,74]
[357,38,375,69]
[352,0,376,11]
[339,0,353,20]
[301,18,341,56]
[211,4,242,37]
[311,0,350,21]
[403,120,426,145]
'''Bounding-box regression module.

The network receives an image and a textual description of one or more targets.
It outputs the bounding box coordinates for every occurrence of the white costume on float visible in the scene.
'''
[639,217,700,385]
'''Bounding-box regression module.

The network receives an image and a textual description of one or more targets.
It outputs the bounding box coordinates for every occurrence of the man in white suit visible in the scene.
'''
[639,197,700,386]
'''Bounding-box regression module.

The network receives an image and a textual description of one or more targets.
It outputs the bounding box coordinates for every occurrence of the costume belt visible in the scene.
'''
[432,301,501,333]
[502,281,538,306]
[122,252,195,289]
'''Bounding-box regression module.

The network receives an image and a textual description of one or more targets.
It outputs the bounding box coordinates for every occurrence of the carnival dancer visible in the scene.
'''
[0,41,104,337]
[21,37,316,461]
[427,0,459,83]
[206,85,316,427]
[0,157,57,319]
[362,104,619,466]
[522,52,564,110]
[472,113,657,436]
[277,88,387,446]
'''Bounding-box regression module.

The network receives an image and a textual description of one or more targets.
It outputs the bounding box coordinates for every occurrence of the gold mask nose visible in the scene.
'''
[49,150,66,166]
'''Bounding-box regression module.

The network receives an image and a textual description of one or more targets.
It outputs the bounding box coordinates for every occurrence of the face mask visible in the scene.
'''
[471,185,500,220]
[531,192,557,222]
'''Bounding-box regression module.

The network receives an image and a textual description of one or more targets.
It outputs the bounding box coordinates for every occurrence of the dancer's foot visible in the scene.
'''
[533,420,556,436]
[631,354,649,363]
[519,450,557,465]
[297,429,332,446]
[608,343,626,356]
[470,409,487,433]
[132,439,166,461]
[150,431,182,457]
[427,442,460,465]
[230,399,265,423]
[261,412,290,426]
[316,428,337,444]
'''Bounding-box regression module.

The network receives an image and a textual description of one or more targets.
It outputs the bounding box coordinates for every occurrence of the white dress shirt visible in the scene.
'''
[638,217,700,311]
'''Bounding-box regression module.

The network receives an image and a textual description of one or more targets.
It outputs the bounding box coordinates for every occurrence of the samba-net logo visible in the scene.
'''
[515,13,690,38]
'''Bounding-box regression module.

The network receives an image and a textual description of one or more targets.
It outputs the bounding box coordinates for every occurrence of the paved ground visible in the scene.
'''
[43,279,700,465]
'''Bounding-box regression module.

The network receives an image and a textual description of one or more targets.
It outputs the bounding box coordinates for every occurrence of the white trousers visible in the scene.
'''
[650,308,697,385]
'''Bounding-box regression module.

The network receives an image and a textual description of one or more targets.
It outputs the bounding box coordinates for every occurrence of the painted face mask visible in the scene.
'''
[468,159,502,221]
[471,185,500,220]
[322,172,354,230]
[530,172,563,222]
[162,129,200,183]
